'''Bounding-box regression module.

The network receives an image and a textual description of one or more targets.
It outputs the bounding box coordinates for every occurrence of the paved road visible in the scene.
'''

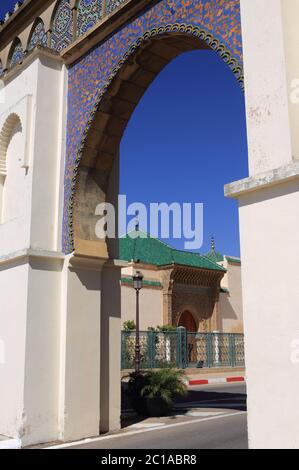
[54,383,248,450]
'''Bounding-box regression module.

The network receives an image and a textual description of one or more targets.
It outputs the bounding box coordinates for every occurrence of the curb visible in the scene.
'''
[0,438,21,449]
[188,376,245,386]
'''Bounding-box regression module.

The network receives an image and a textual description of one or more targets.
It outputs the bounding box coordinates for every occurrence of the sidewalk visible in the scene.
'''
[187,368,245,386]
[122,367,246,386]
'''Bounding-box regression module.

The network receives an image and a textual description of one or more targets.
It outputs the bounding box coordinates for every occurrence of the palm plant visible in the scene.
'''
[127,369,187,416]
[141,369,187,405]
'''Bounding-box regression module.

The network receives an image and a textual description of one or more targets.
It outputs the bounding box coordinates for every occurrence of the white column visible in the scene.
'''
[228,1,299,448]
[240,0,292,176]
[281,0,299,160]
[59,254,104,442]
[100,260,123,433]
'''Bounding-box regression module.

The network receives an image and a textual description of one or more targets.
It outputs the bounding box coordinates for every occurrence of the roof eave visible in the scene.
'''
[158,262,226,274]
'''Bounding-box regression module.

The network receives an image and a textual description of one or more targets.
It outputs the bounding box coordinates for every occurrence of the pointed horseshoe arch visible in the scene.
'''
[63,0,243,254]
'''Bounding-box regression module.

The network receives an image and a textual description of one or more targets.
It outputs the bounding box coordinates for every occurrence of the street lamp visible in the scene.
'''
[133,270,144,373]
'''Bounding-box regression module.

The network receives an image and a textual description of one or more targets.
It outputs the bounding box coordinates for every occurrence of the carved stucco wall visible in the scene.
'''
[161,266,223,331]
[172,285,215,332]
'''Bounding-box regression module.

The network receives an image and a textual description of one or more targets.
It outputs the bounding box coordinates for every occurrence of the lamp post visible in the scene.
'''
[133,271,143,373]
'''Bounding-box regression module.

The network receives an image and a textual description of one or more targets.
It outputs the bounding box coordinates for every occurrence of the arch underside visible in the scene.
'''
[71,30,243,258]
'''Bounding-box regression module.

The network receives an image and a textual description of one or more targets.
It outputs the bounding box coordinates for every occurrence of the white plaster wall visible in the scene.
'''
[0,54,67,445]
[239,179,299,448]
[281,0,299,160]
[121,285,163,330]
[30,56,66,251]
[0,54,66,257]
[0,62,37,256]
[0,260,28,438]
[22,256,62,446]
[240,0,293,175]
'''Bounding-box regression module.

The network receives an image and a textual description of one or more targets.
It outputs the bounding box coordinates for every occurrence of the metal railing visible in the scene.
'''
[121,329,245,370]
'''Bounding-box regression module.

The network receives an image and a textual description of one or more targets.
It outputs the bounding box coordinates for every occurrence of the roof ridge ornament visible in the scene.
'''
[134,210,139,232]
[211,234,215,253]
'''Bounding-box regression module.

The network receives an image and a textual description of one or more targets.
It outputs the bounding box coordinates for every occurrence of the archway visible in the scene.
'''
[178,310,197,332]
[178,311,198,365]
[62,1,243,255]
[60,0,244,441]
[69,32,243,257]
[63,28,243,436]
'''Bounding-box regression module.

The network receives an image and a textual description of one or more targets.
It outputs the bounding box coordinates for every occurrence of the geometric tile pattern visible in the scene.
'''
[77,0,103,37]
[28,19,48,51]
[9,39,24,68]
[106,0,127,15]
[51,0,73,52]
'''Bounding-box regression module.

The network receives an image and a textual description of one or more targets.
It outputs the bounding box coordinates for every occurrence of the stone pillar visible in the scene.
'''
[100,259,124,433]
[0,250,64,447]
[161,269,174,325]
[59,254,104,443]
[240,0,292,176]
[281,0,299,160]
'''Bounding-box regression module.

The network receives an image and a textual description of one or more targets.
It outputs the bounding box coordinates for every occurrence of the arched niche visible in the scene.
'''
[27,18,48,51]
[0,113,23,222]
[7,38,24,69]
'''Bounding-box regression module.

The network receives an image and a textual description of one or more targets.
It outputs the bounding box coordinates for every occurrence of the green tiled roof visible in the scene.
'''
[226,256,241,265]
[120,230,225,272]
[121,277,162,287]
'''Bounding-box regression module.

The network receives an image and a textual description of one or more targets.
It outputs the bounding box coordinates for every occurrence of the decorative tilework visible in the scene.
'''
[28,19,47,51]
[51,0,73,52]
[77,0,102,36]
[63,0,244,253]
[9,39,24,67]
[106,0,127,15]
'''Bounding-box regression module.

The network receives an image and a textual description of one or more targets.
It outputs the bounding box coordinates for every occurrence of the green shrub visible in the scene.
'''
[147,325,177,333]
[123,320,136,331]
[157,324,177,333]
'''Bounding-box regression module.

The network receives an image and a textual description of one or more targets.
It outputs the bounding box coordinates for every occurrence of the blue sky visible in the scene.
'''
[0,0,16,19]
[121,50,248,256]
[1,1,248,257]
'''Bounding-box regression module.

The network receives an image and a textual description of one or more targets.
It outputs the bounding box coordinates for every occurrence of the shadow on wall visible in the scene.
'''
[220,293,238,319]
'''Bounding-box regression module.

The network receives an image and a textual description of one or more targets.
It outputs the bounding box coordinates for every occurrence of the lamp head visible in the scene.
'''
[133,271,143,290]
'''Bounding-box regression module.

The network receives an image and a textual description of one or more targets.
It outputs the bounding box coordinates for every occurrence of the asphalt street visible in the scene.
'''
[50,383,248,450]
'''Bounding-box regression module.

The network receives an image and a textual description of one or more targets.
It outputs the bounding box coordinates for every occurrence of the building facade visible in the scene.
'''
[120,231,243,334]
[0,0,299,449]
